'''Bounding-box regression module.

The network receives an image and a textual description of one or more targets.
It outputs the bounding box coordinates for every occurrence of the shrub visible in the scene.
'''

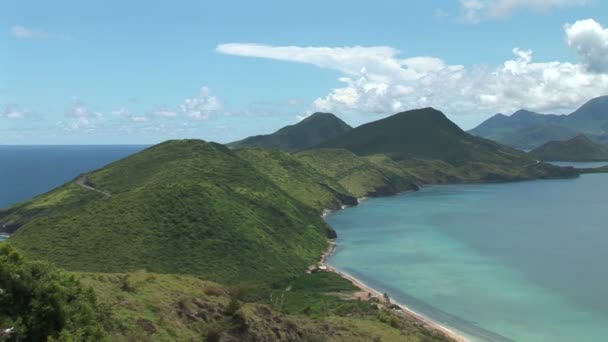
[0,244,105,341]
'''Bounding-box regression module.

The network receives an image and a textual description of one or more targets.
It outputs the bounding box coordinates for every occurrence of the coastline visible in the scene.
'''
[320,201,471,342]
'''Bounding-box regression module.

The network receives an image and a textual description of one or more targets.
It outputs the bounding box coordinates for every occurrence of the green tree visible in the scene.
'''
[0,245,105,341]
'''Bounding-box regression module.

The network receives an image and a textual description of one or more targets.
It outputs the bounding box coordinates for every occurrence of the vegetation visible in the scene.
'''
[470,96,608,149]
[2,140,333,284]
[315,108,537,165]
[0,245,105,341]
[530,134,608,161]
[236,148,357,210]
[295,148,419,198]
[76,270,452,341]
[229,112,352,152]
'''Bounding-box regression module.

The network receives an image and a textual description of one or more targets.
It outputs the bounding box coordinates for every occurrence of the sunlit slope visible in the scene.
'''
[2,140,336,284]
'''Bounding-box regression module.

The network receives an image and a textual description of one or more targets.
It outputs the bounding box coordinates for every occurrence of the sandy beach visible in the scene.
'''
[319,241,471,342]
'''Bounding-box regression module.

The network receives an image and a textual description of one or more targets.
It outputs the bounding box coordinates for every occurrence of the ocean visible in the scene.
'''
[326,173,608,342]
[0,145,147,209]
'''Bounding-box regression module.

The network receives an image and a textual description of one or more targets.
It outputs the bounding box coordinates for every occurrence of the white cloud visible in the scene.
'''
[566,19,608,73]
[151,107,178,118]
[112,107,149,122]
[459,0,589,23]
[179,87,224,120]
[61,98,104,131]
[1,105,34,119]
[217,21,608,120]
[10,25,49,39]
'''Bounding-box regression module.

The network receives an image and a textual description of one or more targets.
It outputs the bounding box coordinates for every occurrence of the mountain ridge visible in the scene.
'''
[470,95,608,149]
[228,112,352,152]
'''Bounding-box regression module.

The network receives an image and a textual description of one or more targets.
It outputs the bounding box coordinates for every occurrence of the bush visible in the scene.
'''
[0,244,105,341]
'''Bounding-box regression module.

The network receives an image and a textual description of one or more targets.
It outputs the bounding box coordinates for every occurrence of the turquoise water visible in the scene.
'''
[326,174,608,342]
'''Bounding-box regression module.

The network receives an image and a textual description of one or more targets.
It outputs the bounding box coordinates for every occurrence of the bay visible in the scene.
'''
[326,174,608,341]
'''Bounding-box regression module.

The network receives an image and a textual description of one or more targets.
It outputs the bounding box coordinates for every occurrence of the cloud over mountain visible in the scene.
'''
[217,18,608,120]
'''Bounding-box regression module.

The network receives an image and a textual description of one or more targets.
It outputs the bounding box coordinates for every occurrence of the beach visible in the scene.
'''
[319,241,471,342]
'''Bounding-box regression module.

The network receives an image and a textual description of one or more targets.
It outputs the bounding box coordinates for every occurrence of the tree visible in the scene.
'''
[383,292,390,303]
[0,244,105,341]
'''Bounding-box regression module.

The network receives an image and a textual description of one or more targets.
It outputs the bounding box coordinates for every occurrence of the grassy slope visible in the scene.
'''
[236,148,357,211]
[530,134,608,161]
[77,270,451,342]
[229,112,352,152]
[3,140,332,284]
[295,149,420,198]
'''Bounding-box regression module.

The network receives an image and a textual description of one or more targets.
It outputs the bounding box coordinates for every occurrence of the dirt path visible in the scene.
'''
[75,174,111,197]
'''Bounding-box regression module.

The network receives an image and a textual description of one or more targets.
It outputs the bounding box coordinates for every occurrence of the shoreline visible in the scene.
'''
[320,206,471,342]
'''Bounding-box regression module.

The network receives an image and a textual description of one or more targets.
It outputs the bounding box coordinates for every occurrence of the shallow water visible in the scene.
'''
[327,174,608,342]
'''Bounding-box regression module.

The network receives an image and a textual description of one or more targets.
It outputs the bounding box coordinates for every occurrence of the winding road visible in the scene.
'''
[75,174,111,197]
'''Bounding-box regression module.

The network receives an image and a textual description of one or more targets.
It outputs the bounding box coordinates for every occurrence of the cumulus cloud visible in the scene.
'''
[112,107,148,122]
[61,98,104,131]
[1,105,35,119]
[566,18,608,73]
[179,87,224,120]
[459,0,589,23]
[217,21,608,119]
[10,25,50,39]
[151,106,178,118]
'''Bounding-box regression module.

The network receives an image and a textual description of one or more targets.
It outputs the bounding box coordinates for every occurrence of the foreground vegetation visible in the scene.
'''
[76,270,451,341]
[0,244,452,341]
[0,245,104,341]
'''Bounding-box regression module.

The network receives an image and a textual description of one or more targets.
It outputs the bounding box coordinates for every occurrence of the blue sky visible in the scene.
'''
[2,0,608,144]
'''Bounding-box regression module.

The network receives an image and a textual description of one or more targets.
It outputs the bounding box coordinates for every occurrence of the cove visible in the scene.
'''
[326,174,608,342]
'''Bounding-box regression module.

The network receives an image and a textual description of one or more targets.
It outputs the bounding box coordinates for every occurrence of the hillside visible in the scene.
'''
[314,108,536,165]
[235,148,358,211]
[470,96,608,149]
[0,244,454,341]
[1,140,342,284]
[229,112,352,152]
[530,135,608,161]
[75,270,452,341]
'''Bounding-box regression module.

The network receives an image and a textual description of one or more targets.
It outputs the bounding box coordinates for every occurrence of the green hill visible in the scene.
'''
[235,148,358,211]
[470,96,608,149]
[1,140,341,284]
[530,134,608,161]
[314,108,533,165]
[229,112,352,152]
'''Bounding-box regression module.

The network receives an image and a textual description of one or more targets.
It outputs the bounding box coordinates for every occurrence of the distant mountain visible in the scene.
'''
[315,107,530,165]
[563,96,608,133]
[470,96,608,150]
[530,134,608,161]
[228,112,352,151]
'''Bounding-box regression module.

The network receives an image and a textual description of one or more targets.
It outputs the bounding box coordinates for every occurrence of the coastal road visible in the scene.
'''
[75,174,111,197]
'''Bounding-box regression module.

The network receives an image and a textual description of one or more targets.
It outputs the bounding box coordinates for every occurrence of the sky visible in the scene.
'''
[2,0,608,144]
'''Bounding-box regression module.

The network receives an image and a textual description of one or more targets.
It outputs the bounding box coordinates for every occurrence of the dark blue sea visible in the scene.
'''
[0,145,147,209]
